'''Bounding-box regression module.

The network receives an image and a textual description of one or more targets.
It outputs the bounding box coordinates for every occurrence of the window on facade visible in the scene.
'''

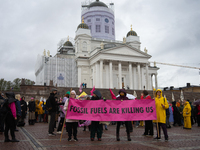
[105,26,109,33]
[112,28,115,35]
[89,26,92,33]
[87,19,91,22]
[82,41,87,52]
[96,25,101,32]
[96,18,100,21]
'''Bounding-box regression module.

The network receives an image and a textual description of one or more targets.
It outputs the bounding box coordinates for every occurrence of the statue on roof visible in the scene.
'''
[47,50,50,57]
[43,49,46,56]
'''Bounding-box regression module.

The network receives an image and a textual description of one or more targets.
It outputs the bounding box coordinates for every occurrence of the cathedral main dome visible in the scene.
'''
[88,0,108,8]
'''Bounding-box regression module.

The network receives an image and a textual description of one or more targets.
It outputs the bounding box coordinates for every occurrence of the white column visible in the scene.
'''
[118,62,122,89]
[105,64,109,88]
[78,67,82,87]
[100,60,103,88]
[109,61,113,88]
[146,64,149,90]
[155,73,158,90]
[133,65,137,89]
[92,65,95,87]
[141,66,144,90]
[129,62,133,89]
[95,62,100,88]
[149,74,152,90]
[137,63,141,90]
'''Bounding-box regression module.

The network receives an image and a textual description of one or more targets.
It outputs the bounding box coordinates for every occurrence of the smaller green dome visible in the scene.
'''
[64,41,73,46]
[77,23,89,30]
[127,30,137,37]
[127,25,137,37]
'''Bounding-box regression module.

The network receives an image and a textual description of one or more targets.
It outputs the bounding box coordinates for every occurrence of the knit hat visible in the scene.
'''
[66,91,70,95]
[71,90,76,95]
[51,88,58,92]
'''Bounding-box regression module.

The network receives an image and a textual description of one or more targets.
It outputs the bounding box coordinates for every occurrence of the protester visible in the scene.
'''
[116,89,131,141]
[4,93,19,142]
[172,101,181,126]
[64,90,78,141]
[176,100,181,108]
[43,101,48,123]
[188,100,194,125]
[196,104,200,127]
[153,89,169,141]
[57,91,70,134]
[178,101,184,125]
[48,88,59,136]
[141,90,153,136]
[166,101,171,128]
[0,93,5,134]
[38,100,44,122]
[35,100,39,123]
[28,97,36,125]
[20,96,27,124]
[183,99,191,129]
[15,94,21,131]
[90,90,103,141]
[168,102,174,128]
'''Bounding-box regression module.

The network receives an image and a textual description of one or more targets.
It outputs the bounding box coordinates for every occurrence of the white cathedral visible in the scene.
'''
[35,0,159,90]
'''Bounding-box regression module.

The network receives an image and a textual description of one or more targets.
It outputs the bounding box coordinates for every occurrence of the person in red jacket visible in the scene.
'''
[141,90,153,136]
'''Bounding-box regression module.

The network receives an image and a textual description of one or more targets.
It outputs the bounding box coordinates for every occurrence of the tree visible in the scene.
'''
[0,78,6,91]
[12,78,21,90]
[6,81,12,91]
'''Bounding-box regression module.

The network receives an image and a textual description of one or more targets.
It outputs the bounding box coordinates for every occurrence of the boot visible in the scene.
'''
[116,133,120,141]
[127,133,131,141]
[11,138,19,142]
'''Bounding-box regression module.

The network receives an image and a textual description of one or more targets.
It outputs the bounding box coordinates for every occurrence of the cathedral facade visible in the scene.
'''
[35,0,159,90]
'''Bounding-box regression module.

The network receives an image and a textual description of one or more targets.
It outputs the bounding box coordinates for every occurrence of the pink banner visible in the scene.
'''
[66,98,157,121]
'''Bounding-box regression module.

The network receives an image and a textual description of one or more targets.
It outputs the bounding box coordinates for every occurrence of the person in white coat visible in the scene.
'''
[64,90,79,141]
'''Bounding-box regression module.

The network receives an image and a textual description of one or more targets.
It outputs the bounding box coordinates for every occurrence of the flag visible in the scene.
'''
[109,88,116,99]
[180,90,184,102]
[133,91,137,98]
[172,93,175,102]
[90,86,95,95]
[79,83,82,93]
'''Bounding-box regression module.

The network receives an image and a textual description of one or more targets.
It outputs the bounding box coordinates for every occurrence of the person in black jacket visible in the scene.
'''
[0,93,5,133]
[48,88,63,136]
[172,101,181,126]
[90,90,103,141]
[28,98,36,125]
[20,96,27,123]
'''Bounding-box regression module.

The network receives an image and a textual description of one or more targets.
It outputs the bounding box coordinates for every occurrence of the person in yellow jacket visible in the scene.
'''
[153,89,169,141]
[183,100,191,129]
[38,101,44,122]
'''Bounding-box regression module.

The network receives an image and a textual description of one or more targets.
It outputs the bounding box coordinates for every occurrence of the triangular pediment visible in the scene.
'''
[101,45,151,58]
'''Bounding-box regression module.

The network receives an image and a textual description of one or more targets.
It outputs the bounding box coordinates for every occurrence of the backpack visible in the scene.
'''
[46,98,52,111]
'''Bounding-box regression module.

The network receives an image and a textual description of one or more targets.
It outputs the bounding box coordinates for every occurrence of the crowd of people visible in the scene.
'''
[0,88,200,143]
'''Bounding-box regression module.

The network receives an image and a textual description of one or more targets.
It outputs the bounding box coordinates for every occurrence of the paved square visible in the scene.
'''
[0,120,200,150]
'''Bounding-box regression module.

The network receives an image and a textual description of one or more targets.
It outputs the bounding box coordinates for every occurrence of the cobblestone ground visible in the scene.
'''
[0,120,200,150]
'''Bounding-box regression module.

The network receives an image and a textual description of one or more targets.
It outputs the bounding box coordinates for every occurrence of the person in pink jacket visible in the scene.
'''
[4,93,19,142]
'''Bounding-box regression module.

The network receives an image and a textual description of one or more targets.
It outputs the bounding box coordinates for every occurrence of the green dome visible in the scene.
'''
[127,30,137,37]
[89,0,108,8]
[77,23,89,30]
[64,41,73,46]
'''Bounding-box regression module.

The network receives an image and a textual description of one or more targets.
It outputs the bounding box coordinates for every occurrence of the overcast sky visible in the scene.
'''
[0,0,200,88]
